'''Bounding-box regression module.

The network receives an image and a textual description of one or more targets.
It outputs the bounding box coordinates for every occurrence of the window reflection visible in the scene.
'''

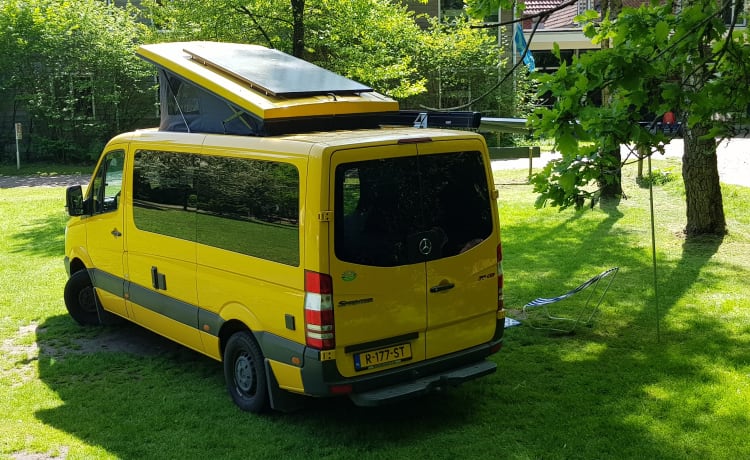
[91,149,124,214]
[335,151,492,267]
[196,156,299,266]
[132,150,300,266]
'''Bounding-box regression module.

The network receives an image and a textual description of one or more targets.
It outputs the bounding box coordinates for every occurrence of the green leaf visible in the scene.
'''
[557,131,579,156]
[559,171,578,193]
[654,21,669,44]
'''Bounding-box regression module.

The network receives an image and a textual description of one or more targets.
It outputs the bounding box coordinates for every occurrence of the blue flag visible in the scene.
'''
[514,23,535,72]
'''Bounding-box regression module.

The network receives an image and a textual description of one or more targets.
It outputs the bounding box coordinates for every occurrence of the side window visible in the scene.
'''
[131,150,300,266]
[196,156,300,266]
[132,150,197,241]
[90,150,124,214]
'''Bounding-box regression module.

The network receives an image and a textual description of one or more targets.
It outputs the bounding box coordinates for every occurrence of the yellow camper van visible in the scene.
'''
[63,42,505,412]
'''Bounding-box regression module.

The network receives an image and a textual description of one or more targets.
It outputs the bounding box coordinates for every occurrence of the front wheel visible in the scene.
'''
[224,331,269,413]
[63,269,101,326]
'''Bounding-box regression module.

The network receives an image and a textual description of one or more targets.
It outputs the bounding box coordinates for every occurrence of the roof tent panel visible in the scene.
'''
[158,69,261,135]
[183,42,373,97]
[137,42,398,122]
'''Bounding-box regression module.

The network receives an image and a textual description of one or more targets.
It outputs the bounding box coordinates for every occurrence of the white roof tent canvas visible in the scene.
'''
[136,42,483,136]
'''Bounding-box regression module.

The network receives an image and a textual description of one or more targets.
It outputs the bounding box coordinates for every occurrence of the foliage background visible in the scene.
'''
[1,0,527,163]
[0,0,156,163]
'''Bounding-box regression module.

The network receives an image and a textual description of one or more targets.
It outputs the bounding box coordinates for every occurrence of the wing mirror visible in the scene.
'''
[65,185,89,216]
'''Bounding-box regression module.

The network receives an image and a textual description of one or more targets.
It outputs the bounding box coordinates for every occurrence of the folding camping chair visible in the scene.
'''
[522,267,619,333]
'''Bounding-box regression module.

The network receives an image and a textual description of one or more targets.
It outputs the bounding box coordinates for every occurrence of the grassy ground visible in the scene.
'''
[1,159,749,459]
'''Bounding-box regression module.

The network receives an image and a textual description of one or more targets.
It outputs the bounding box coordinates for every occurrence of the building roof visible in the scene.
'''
[542,3,579,28]
[522,0,562,16]
[522,0,665,29]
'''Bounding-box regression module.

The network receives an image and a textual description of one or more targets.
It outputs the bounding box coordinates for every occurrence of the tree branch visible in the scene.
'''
[420,17,545,112]
[234,5,298,51]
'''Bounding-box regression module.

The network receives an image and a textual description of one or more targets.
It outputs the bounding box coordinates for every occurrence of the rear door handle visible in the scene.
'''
[430,282,455,293]
[111,228,122,237]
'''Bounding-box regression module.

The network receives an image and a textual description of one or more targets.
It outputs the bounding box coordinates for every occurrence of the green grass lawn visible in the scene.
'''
[1,159,749,459]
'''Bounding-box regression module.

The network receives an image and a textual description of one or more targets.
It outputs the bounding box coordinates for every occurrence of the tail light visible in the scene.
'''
[304,270,335,350]
[497,243,504,311]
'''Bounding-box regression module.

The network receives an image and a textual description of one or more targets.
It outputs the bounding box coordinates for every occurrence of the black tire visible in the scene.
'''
[63,269,101,326]
[224,331,269,413]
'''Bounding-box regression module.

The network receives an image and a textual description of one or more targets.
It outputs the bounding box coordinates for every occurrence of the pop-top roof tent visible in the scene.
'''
[136,41,401,136]
[136,41,482,136]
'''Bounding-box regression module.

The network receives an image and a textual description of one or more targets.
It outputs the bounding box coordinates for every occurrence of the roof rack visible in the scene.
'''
[381,111,483,129]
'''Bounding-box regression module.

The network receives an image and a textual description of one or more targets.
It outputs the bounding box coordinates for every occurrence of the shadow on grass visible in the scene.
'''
[33,308,750,458]
[33,315,484,458]
[8,211,68,258]
[498,207,750,457]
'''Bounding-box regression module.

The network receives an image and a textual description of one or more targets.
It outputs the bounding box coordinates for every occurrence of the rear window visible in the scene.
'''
[334,151,493,267]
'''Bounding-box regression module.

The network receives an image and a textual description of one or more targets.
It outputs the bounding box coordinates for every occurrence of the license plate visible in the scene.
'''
[354,343,412,371]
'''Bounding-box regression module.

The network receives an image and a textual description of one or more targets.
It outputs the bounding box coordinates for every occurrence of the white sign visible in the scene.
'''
[15,123,22,140]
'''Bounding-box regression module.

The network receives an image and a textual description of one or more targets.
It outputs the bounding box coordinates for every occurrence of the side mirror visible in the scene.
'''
[65,185,87,216]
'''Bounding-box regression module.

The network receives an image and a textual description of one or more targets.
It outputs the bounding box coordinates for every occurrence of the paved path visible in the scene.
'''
[0,174,89,189]
[492,138,749,187]
[660,138,749,187]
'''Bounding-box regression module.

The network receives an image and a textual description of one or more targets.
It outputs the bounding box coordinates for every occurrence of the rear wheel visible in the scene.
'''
[63,269,101,326]
[224,331,269,413]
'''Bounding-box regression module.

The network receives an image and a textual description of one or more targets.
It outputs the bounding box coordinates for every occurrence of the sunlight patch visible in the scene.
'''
[560,342,608,362]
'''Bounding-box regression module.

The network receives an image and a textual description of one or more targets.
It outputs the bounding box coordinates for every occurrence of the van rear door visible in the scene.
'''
[329,138,499,377]
[330,144,427,378]
[415,140,498,359]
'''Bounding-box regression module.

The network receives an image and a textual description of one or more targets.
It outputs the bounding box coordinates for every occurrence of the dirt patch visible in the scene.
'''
[12,447,69,460]
[2,321,185,374]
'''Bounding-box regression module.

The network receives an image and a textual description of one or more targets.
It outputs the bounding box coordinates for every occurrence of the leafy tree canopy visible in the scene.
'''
[0,0,154,160]
[529,1,750,211]
[144,0,502,101]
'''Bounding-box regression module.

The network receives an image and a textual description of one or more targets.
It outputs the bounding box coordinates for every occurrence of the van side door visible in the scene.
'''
[85,148,128,318]
[125,148,202,352]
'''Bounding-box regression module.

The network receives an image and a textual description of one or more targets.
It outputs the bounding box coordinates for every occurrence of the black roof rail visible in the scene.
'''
[381,111,483,129]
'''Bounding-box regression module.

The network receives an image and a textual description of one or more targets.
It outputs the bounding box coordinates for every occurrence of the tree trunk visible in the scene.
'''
[682,123,727,237]
[598,146,623,199]
[290,0,305,58]
[597,0,623,200]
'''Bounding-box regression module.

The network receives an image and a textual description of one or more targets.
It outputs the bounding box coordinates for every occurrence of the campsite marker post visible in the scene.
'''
[15,123,22,170]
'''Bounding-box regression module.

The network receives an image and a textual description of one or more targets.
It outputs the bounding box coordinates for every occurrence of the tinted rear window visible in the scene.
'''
[334,151,493,267]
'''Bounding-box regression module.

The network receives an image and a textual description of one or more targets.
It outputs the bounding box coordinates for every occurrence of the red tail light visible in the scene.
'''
[304,270,335,350]
[497,243,504,311]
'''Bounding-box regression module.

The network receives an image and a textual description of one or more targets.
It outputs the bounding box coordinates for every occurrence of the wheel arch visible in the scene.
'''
[216,302,264,358]
[68,257,88,275]
[219,319,251,360]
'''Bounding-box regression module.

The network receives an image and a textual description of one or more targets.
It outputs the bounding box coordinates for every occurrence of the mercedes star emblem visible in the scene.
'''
[419,238,432,255]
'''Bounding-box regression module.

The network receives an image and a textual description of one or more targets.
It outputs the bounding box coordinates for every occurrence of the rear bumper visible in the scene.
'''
[349,359,497,407]
[298,319,503,405]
